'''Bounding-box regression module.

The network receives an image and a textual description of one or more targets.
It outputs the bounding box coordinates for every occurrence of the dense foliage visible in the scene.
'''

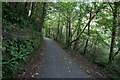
[1,2,120,79]
[43,2,120,79]
[2,2,45,78]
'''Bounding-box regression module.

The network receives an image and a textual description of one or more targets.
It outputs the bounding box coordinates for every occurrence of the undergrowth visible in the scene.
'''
[2,3,43,78]
[85,50,120,79]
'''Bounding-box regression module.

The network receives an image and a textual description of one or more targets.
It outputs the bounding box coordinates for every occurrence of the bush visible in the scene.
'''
[2,4,43,78]
[2,34,43,78]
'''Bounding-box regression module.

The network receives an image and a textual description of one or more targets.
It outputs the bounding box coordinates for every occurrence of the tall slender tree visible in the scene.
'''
[107,2,119,65]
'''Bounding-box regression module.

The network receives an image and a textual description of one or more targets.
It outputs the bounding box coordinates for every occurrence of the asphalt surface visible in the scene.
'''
[39,37,89,78]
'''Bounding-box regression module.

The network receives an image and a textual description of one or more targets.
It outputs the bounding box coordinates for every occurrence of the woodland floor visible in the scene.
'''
[52,40,108,80]
[17,37,108,79]
[17,39,46,78]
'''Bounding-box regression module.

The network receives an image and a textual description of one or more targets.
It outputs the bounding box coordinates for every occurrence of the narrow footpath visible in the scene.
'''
[39,37,89,78]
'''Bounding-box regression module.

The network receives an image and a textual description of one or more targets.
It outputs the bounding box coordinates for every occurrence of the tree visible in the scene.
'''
[83,12,91,55]
[66,3,104,48]
[107,2,120,65]
[39,2,47,32]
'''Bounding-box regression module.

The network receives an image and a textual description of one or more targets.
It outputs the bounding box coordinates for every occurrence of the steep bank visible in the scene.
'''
[2,3,43,78]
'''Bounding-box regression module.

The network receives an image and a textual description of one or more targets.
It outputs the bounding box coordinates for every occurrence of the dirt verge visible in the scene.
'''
[17,39,46,78]
[52,40,108,80]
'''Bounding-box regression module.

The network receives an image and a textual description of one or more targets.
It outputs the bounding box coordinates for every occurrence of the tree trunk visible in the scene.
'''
[66,20,68,44]
[83,12,91,55]
[60,26,63,40]
[49,27,50,38]
[73,18,81,50]
[45,28,48,37]
[29,3,35,19]
[66,3,104,48]
[57,13,60,41]
[24,2,29,18]
[39,2,46,32]
[68,19,71,49]
[107,2,118,65]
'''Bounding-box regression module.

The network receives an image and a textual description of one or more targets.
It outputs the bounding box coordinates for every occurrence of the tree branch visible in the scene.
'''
[71,28,77,38]
[112,47,120,59]
[65,3,104,48]
[108,2,114,11]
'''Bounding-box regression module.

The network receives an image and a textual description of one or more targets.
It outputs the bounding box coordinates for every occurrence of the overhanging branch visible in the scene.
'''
[65,3,104,48]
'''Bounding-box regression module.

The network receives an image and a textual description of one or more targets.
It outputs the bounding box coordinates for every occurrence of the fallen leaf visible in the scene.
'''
[31,75,34,77]
[86,70,90,73]
[67,67,70,69]
[35,73,39,76]
[88,76,91,78]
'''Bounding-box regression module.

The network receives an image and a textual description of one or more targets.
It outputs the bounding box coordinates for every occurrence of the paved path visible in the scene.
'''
[39,37,89,78]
